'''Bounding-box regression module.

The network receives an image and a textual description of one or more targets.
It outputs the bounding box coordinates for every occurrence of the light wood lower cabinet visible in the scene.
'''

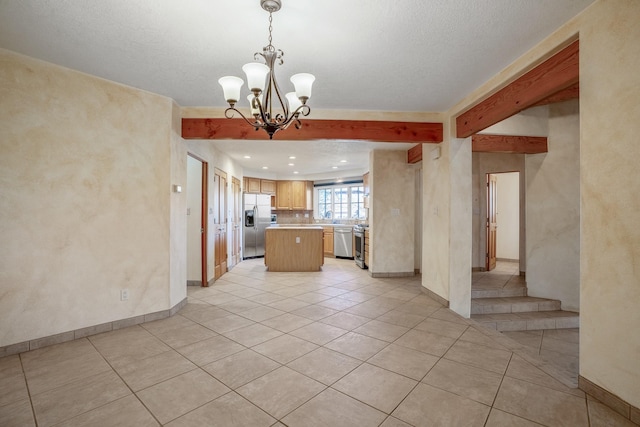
[364,229,370,268]
[323,228,334,256]
[265,227,324,272]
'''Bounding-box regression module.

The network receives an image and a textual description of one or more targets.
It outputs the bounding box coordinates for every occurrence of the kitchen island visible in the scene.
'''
[264,226,324,272]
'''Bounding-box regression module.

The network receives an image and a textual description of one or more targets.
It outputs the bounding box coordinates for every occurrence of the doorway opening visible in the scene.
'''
[486,172,520,271]
[187,154,208,287]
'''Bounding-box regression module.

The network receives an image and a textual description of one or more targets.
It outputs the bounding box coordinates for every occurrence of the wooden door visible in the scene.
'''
[486,174,497,271]
[231,177,241,266]
[214,168,228,279]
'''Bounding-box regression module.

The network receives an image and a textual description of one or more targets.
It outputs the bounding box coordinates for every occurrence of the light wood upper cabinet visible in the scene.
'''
[291,181,307,210]
[245,177,261,193]
[260,179,276,194]
[306,181,314,210]
[275,180,312,210]
[275,181,292,210]
[363,172,370,195]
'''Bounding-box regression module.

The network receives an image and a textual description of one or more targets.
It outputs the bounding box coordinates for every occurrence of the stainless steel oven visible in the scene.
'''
[354,225,367,269]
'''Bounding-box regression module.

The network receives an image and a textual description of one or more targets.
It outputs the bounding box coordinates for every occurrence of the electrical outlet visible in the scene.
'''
[120,289,129,301]
[296,236,301,243]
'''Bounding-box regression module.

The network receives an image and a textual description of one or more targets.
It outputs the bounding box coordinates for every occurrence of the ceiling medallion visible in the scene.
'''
[218,0,315,139]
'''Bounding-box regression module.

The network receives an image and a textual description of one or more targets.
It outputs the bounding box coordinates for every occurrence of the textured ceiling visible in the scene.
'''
[0,0,594,178]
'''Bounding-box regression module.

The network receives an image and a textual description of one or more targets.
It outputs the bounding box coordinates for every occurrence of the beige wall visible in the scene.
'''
[0,49,184,346]
[170,101,187,307]
[578,0,640,407]
[447,137,472,317]
[447,0,640,408]
[422,140,451,300]
[526,99,580,311]
[370,150,415,275]
[186,156,203,281]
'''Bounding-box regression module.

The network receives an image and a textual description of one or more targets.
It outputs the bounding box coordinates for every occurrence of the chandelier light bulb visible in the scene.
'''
[285,92,302,113]
[242,62,270,94]
[290,73,315,102]
[247,94,263,116]
[218,76,244,105]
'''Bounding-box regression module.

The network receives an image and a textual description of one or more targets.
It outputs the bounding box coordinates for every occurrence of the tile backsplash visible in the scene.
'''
[273,210,366,226]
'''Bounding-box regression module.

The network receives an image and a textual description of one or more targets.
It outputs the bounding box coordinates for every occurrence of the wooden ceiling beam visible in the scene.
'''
[531,82,580,107]
[472,134,548,154]
[456,40,579,138]
[408,144,423,164]
[182,118,443,143]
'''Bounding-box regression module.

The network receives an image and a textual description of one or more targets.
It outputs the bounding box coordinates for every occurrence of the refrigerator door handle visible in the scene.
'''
[254,206,258,230]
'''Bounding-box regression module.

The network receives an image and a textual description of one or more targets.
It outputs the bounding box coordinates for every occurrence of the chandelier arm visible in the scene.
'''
[251,96,271,128]
[293,104,311,117]
[224,107,262,129]
[269,67,290,120]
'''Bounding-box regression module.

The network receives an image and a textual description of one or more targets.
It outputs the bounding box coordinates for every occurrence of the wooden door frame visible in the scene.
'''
[486,173,497,271]
[188,153,208,287]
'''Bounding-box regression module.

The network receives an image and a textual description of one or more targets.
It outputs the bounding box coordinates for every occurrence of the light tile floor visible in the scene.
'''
[1,258,633,426]
[472,261,580,385]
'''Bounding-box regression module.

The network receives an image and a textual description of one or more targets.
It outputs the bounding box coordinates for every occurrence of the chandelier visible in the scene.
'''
[218,0,315,139]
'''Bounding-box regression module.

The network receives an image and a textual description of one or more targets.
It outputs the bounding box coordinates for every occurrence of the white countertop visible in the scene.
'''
[267,225,323,230]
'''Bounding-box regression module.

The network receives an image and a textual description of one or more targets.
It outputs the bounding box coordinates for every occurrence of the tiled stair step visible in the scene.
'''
[471,310,579,332]
[471,296,561,315]
[471,286,527,299]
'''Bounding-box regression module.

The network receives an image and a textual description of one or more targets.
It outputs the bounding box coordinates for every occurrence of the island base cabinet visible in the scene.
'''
[265,227,324,272]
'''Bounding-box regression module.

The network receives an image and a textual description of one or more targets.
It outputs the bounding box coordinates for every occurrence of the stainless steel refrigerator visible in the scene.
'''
[243,194,272,259]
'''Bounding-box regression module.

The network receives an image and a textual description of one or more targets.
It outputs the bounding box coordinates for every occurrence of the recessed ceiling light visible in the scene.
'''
[332,166,338,169]
[288,163,294,166]
[289,156,296,159]
[243,155,251,159]
[262,166,268,169]
[340,159,347,163]
[293,171,299,174]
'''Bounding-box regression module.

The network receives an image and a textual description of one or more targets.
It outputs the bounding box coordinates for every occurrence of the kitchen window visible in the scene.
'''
[316,184,366,220]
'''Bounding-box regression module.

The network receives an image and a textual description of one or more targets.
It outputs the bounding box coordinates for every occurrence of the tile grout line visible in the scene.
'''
[17,352,39,427]
[84,332,165,427]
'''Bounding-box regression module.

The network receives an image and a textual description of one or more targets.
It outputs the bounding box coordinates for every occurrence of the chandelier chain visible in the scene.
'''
[267,12,273,49]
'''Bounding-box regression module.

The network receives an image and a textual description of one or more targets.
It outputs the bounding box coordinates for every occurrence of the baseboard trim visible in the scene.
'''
[187,280,202,286]
[420,287,449,307]
[370,271,415,278]
[0,297,188,358]
[579,376,640,424]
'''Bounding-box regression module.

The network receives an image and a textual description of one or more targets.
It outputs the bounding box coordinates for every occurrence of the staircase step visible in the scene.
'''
[471,310,579,332]
[471,287,527,299]
[471,296,561,315]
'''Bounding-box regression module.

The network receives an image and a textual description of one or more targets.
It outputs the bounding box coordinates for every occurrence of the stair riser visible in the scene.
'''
[471,300,561,315]
[472,288,527,299]
[476,316,579,332]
